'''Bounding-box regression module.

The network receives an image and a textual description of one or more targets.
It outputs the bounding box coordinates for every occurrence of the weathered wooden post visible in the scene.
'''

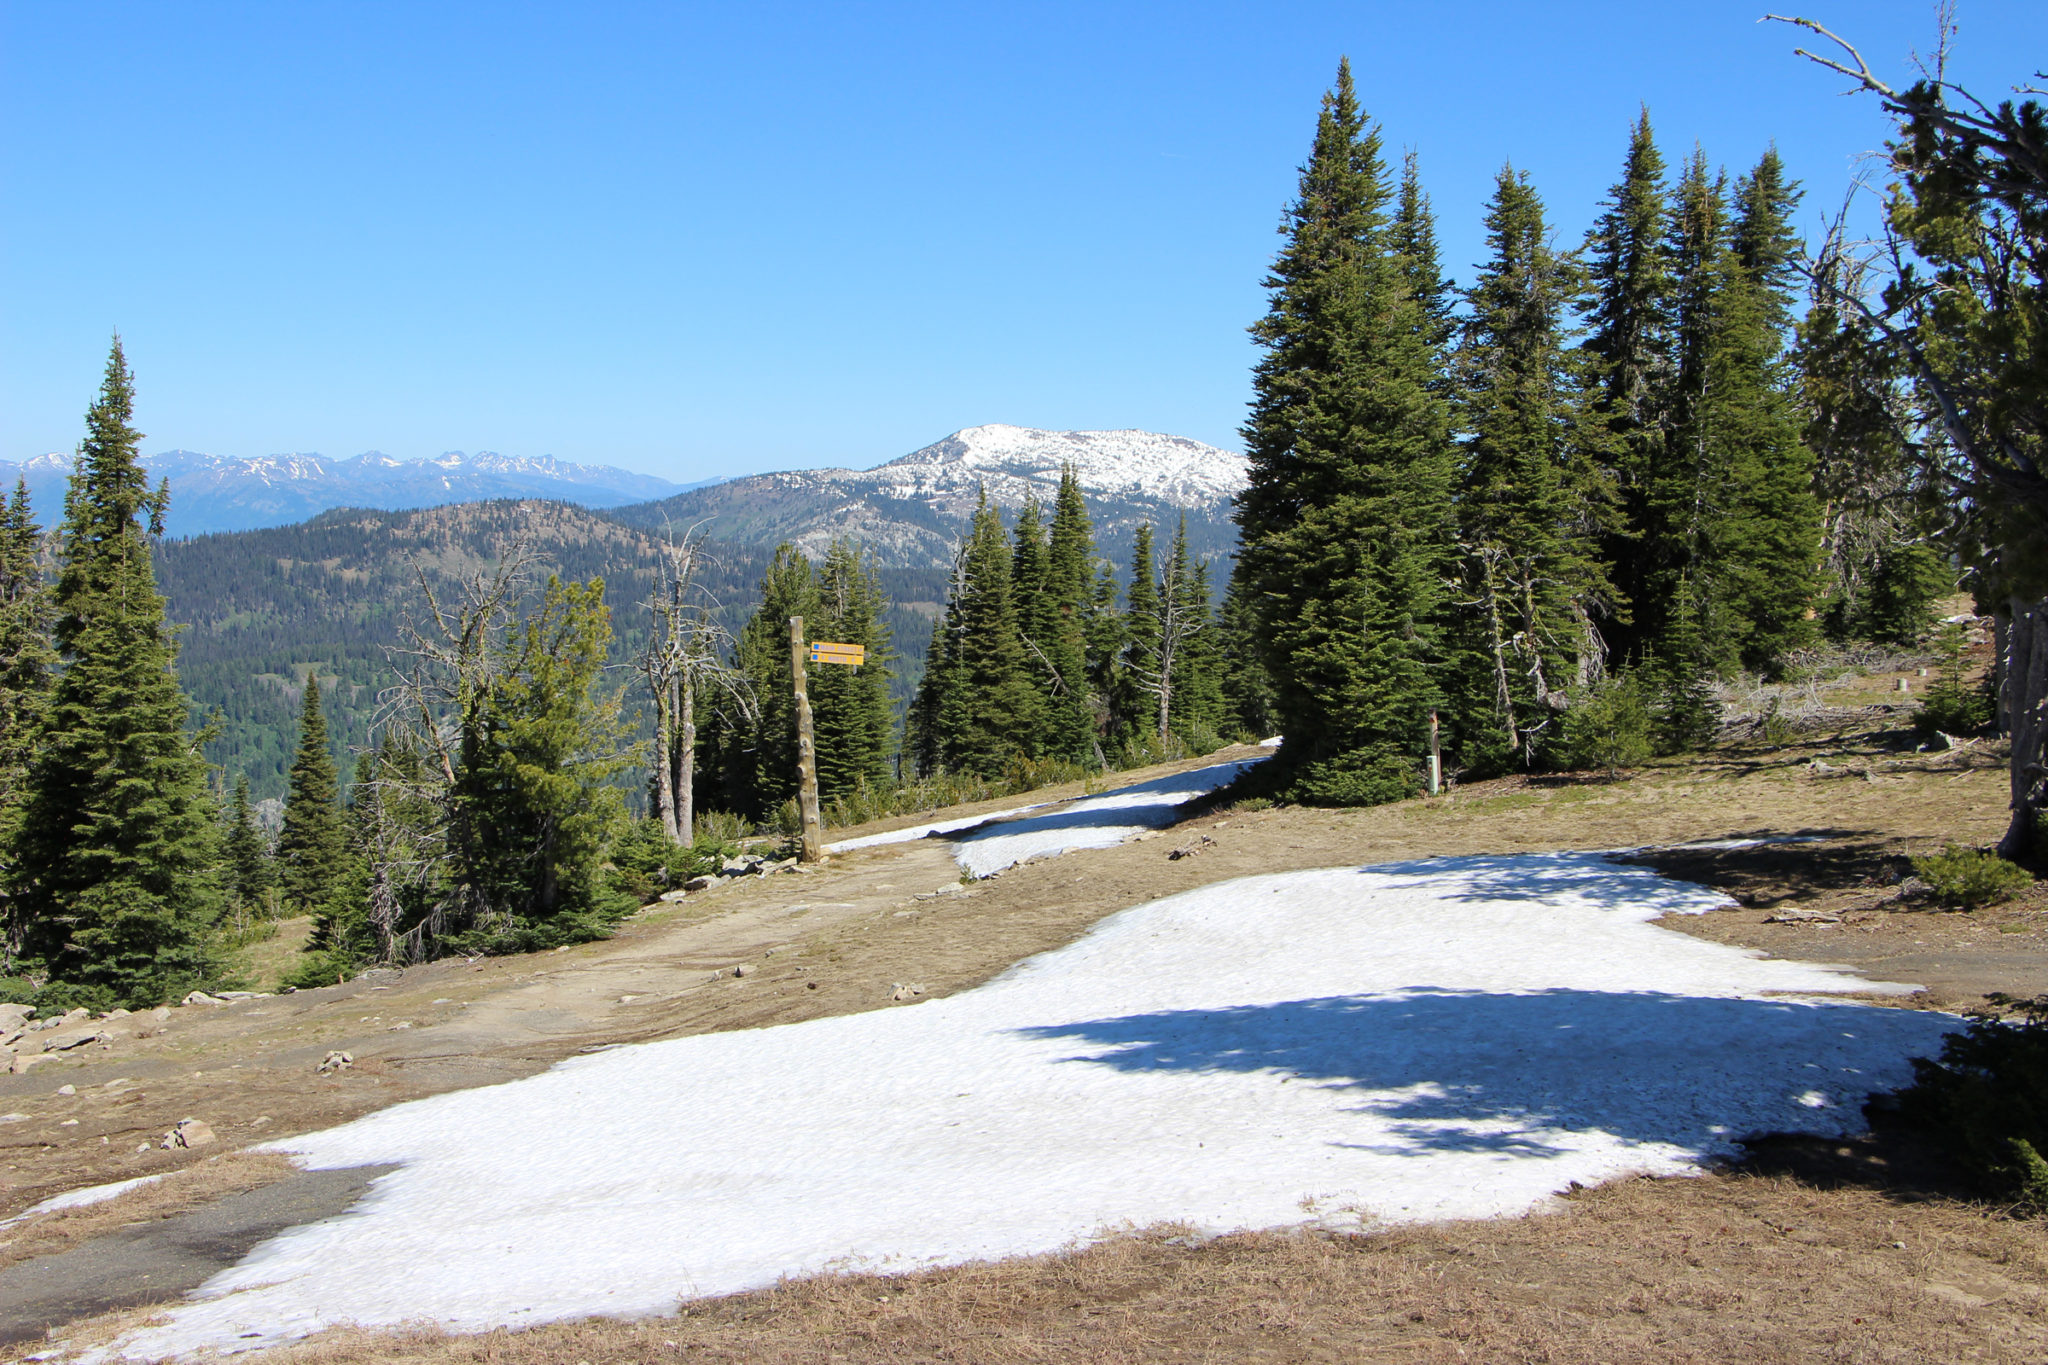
[1428,710,1442,796]
[789,616,825,863]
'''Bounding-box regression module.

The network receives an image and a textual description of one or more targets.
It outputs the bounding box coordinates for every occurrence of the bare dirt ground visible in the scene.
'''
[9,688,2048,1362]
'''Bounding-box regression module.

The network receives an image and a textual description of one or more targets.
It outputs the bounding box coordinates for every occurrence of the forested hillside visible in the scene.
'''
[151,501,949,801]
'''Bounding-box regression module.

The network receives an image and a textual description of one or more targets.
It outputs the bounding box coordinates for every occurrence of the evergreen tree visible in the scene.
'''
[1217,563,1276,740]
[1236,60,1457,803]
[1390,151,1458,360]
[1654,148,1821,673]
[275,672,349,915]
[222,774,274,913]
[0,481,53,923]
[704,546,820,819]
[1582,111,1673,658]
[810,540,895,800]
[453,576,628,940]
[1118,523,1161,748]
[1033,467,1100,764]
[908,492,1041,777]
[1161,522,1224,744]
[1450,165,1617,772]
[9,339,222,1006]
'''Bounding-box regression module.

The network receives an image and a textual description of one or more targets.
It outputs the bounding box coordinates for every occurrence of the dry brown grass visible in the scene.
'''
[117,1168,2039,1365]
[0,1150,297,1274]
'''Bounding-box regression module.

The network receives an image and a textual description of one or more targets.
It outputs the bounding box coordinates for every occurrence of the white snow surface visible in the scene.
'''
[821,801,1054,855]
[953,760,1262,877]
[3,1174,163,1227]
[862,424,1246,509]
[106,852,1957,1361]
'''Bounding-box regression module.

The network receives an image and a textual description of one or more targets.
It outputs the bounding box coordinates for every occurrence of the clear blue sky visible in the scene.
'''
[3,2,2042,483]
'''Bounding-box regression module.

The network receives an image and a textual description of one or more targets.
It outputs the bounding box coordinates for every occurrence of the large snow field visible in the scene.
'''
[102,852,1959,1360]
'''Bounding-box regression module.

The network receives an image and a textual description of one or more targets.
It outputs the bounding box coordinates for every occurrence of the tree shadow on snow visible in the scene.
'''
[958,762,1265,844]
[1017,988,1959,1161]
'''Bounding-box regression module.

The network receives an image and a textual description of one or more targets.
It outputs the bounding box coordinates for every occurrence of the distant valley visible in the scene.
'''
[139,424,1247,798]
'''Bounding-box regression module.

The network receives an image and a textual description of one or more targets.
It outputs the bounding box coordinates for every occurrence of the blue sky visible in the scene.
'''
[3,2,2042,483]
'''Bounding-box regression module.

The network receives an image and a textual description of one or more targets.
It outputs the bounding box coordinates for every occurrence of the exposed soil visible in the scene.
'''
[8,700,2048,1361]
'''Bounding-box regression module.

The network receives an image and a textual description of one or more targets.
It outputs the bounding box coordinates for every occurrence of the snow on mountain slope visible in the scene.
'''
[862,425,1245,508]
[607,425,1247,571]
[0,450,690,538]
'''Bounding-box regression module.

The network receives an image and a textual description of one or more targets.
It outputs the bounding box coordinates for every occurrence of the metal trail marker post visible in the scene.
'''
[788,618,867,863]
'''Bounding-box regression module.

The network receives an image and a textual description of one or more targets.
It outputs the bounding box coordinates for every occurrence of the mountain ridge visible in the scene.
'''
[0,448,696,537]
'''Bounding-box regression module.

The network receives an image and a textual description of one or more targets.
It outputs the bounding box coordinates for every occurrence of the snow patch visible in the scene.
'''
[955,759,1259,877]
[102,852,1955,1360]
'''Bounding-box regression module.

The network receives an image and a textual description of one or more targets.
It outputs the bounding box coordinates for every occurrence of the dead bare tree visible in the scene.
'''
[358,539,545,960]
[1769,11,2046,852]
[639,529,752,845]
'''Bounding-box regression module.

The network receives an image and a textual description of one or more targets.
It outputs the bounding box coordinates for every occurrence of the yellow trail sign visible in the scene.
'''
[807,641,866,667]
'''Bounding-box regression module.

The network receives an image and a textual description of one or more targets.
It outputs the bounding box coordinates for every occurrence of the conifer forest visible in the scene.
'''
[0,34,2040,1011]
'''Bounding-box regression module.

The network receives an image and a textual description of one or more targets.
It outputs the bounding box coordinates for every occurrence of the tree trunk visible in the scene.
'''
[1999,594,2048,859]
[677,677,695,846]
[652,677,680,843]
[1993,608,2012,736]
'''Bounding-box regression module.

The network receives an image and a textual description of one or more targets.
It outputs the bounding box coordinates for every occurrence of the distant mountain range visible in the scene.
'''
[606,424,1249,569]
[0,449,698,537]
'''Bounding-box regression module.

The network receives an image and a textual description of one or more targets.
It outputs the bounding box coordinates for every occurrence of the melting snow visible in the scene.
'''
[103,852,1956,1360]
[953,760,1262,877]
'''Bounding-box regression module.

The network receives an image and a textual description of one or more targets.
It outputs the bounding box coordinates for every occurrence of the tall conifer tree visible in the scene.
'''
[1236,60,1457,803]
[1451,165,1618,771]
[222,774,274,913]
[10,340,221,1005]
[0,482,53,908]
[1034,467,1100,764]
[276,672,349,915]
[810,540,895,799]
[1583,112,1674,659]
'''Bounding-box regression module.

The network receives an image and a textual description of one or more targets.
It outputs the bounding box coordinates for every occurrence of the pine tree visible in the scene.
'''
[275,672,349,915]
[1582,111,1674,659]
[1217,563,1276,740]
[1451,164,1617,772]
[810,540,895,801]
[9,339,222,1006]
[0,481,53,919]
[222,774,274,913]
[705,546,820,819]
[1033,467,1100,764]
[1118,524,1161,748]
[950,493,1041,774]
[1235,60,1457,804]
[1654,148,1820,674]
[1162,526,1223,744]
[453,576,628,940]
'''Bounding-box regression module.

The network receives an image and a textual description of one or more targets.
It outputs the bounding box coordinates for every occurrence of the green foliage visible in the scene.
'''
[1889,995,2048,1211]
[1653,581,1721,754]
[607,818,732,904]
[8,340,225,1007]
[1234,60,1457,806]
[452,576,631,940]
[1450,163,1619,775]
[1915,620,1992,738]
[1562,673,1653,775]
[275,673,350,916]
[221,774,275,913]
[1911,844,2032,910]
[907,491,1043,778]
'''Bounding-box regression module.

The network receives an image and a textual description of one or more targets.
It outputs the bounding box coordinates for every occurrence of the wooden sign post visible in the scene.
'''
[788,621,867,864]
[789,617,825,863]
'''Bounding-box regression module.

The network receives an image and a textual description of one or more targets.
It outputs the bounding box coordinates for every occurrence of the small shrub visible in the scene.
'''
[1885,994,2048,1211]
[1915,619,1992,738]
[693,809,745,846]
[1562,673,1653,775]
[1911,844,2033,909]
